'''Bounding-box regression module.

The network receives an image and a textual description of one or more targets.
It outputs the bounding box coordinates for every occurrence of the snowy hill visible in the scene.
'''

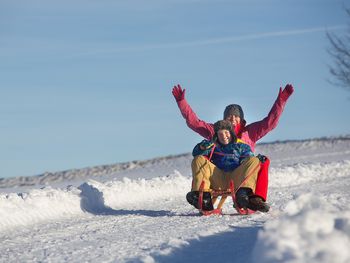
[1,136,349,189]
[1,136,350,263]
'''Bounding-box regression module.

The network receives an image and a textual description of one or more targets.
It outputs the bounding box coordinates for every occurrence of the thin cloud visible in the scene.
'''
[76,25,346,56]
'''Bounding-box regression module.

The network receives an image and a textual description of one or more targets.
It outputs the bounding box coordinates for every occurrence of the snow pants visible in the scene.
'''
[191,156,260,194]
[254,157,270,201]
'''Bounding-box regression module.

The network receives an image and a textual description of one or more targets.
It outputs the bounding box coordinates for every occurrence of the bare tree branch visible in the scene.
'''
[327,7,350,91]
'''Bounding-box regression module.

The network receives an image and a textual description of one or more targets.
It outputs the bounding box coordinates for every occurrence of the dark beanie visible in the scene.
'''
[223,104,244,120]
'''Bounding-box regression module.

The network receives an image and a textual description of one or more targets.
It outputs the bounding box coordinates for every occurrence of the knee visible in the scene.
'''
[243,156,260,166]
[251,156,260,166]
[191,155,208,167]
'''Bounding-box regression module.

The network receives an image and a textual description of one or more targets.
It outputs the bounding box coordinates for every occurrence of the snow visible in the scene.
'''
[253,195,350,263]
[0,137,350,263]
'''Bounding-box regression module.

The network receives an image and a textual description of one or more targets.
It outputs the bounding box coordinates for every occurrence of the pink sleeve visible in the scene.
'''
[177,99,214,140]
[245,94,289,143]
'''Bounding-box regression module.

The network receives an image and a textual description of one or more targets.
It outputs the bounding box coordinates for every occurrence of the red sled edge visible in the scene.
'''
[200,208,222,216]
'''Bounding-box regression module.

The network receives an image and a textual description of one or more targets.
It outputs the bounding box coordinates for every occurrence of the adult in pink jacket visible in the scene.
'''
[172,84,294,201]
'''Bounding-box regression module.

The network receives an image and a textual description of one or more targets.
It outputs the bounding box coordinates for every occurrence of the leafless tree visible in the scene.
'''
[327,8,350,91]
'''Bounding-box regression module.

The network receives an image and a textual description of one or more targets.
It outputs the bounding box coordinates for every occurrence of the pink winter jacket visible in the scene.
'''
[176,94,289,152]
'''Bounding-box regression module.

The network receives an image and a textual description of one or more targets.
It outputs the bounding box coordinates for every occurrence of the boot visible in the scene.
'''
[248,196,270,212]
[186,191,200,209]
[235,187,253,209]
[186,191,214,211]
[202,192,214,211]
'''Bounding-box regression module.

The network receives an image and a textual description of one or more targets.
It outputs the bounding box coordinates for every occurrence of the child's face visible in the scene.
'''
[217,129,232,145]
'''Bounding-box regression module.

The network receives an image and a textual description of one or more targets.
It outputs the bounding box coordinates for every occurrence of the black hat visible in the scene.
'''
[223,104,244,120]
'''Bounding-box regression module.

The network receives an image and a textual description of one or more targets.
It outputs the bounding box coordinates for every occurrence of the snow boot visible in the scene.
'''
[186,191,199,208]
[248,196,270,212]
[186,191,214,211]
[235,187,253,209]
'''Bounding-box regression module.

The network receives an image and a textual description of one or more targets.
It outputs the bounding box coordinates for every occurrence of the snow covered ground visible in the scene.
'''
[1,136,350,263]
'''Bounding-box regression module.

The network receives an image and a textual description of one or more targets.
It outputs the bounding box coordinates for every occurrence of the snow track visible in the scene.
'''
[1,138,350,262]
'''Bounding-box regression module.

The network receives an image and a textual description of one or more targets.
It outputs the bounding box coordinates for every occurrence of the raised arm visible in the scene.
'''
[246,84,294,143]
[172,84,214,140]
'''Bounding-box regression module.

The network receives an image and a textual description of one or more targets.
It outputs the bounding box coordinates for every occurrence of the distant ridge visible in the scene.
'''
[0,153,191,189]
[257,134,350,145]
[1,135,349,189]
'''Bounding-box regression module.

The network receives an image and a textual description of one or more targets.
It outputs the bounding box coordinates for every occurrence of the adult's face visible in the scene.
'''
[225,114,241,127]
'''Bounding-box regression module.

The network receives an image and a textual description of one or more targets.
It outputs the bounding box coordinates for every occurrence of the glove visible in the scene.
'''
[172,84,186,102]
[257,154,267,163]
[278,84,294,102]
[199,140,214,150]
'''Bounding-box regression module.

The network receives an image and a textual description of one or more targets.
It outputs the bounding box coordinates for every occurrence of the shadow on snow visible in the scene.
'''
[78,182,175,217]
[151,225,262,263]
[78,182,262,262]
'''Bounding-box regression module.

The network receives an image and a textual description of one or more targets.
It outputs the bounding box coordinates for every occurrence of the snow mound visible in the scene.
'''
[79,170,190,211]
[0,171,190,232]
[253,194,350,263]
[270,160,350,188]
[0,187,82,231]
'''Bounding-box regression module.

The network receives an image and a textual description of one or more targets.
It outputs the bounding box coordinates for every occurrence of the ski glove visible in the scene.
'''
[199,140,214,150]
[278,84,294,102]
[257,154,267,163]
[172,84,186,102]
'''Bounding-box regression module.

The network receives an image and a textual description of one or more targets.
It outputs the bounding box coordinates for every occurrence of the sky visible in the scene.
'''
[1,0,350,178]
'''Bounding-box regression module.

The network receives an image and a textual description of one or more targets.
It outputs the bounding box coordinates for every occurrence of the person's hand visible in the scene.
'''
[278,84,294,101]
[172,84,186,102]
[199,140,214,150]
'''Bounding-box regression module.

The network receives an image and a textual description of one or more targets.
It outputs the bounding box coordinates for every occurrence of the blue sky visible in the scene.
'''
[1,0,349,178]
